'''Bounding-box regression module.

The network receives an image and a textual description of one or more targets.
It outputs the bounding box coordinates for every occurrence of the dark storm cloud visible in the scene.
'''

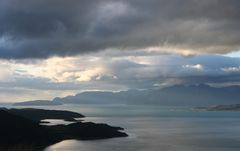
[0,0,240,59]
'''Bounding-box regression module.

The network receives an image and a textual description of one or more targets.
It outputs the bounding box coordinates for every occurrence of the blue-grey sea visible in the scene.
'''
[2,104,240,151]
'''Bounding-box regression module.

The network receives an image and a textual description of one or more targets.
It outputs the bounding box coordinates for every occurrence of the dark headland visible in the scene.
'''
[193,104,240,111]
[0,108,128,151]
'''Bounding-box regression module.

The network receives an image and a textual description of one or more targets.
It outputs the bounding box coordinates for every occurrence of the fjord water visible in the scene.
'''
[6,104,240,151]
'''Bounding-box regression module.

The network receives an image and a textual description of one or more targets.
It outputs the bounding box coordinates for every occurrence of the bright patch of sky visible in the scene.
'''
[223,50,240,58]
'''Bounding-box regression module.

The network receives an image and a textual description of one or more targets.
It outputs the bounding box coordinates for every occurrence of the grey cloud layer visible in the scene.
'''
[2,53,240,91]
[0,0,240,58]
[1,52,240,102]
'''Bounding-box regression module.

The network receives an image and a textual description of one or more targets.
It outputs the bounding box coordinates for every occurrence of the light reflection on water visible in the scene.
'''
[2,104,240,151]
[43,104,240,151]
[40,119,74,126]
[44,117,240,151]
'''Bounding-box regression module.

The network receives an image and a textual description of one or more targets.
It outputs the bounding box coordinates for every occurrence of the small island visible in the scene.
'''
[193,104,240,111]
[0,108,128,151]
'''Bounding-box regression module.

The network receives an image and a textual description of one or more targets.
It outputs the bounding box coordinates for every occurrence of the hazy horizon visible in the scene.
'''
[1,1,240,150]
[0,0,240,104]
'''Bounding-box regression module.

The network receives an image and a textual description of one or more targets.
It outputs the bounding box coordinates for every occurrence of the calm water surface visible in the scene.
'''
[2,104,240,151]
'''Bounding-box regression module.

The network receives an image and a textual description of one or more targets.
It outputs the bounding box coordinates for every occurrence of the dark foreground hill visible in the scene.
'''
[7,108,85,122]
[0,108,127,151]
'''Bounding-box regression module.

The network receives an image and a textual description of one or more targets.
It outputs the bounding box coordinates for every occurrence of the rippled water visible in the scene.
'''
[3,104,240,151]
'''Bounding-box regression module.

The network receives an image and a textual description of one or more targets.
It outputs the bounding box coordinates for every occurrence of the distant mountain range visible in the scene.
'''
[14,84,240,106]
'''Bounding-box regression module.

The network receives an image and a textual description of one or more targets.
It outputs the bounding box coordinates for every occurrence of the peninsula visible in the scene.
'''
[0,108,128,150]
[194,104,240,111]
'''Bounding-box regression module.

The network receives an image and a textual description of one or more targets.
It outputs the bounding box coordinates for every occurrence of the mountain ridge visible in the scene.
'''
[14,84,240,106]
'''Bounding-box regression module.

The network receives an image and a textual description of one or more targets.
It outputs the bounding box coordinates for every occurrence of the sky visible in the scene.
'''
[0,0,240,102]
